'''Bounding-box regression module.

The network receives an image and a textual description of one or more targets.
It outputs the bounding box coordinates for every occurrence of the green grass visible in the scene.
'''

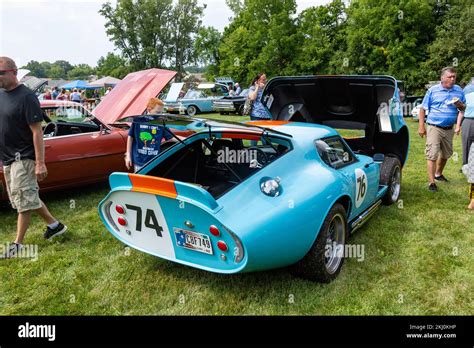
[0,114,473,315]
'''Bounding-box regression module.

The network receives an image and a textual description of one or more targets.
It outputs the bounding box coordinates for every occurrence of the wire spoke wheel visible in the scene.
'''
[390,166,401,202]
[324,213,346,274]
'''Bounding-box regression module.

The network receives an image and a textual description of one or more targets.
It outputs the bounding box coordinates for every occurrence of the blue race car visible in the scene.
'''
[98,75,409,283]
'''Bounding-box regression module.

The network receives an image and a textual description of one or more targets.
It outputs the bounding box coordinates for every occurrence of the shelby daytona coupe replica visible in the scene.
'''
[98,75,409,282]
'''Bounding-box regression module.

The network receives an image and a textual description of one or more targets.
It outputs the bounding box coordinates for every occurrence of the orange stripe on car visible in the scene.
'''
[129,174,177,198]
[247,120,290,126]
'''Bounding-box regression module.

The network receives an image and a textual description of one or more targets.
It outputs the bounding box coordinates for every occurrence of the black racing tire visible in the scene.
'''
[291,203,348,283]
[186,105,199,117]
[380,156,402,206]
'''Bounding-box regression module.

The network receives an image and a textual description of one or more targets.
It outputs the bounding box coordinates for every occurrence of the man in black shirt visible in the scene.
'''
[0,57,67,259]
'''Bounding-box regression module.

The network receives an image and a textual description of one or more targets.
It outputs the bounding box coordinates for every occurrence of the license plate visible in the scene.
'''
[174,228,213,255]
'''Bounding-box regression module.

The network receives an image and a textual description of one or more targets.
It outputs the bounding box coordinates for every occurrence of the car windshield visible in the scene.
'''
[42,106,94,123]
[184,90,207,99]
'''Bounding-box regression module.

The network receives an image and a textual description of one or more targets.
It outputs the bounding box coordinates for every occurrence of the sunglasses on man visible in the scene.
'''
[0,69,17,76]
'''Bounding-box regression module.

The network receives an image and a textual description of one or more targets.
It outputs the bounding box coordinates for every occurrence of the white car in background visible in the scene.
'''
[411,99,425,121]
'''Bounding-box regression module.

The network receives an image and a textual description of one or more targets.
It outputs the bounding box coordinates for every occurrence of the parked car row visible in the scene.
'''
[163,79,251,117]
[4,70,412,284]
[0,68,186,203]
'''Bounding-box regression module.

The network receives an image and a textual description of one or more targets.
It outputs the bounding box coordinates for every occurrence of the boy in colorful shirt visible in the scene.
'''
[125,98,172,172]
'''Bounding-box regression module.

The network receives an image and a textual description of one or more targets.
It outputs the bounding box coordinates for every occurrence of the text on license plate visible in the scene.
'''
[174,228,213,255]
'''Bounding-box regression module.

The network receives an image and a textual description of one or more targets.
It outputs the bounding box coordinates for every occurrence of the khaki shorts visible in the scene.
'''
[425,125,454,161]
[3,159,42,213]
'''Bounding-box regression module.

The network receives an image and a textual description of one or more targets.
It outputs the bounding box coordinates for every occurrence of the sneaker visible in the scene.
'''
[435,175,449,182]
[428,183,438,192]
[44,222,67,240]
[0,242,23,259]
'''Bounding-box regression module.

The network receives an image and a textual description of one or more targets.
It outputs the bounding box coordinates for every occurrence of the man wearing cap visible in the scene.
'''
[418,67,466,192]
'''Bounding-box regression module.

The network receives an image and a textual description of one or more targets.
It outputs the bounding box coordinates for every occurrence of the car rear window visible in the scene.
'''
[315,136,357,169]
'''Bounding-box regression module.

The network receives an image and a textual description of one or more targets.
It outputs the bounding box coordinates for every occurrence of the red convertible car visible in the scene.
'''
[0,68,184,203]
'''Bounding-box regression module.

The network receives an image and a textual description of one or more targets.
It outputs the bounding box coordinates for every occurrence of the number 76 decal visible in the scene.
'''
[355,169,368,208]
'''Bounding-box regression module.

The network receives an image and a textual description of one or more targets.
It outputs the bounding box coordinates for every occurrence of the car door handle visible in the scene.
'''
[45,145,52,149]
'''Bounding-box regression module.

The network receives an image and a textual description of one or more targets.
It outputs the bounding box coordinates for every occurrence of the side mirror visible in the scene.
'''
[99,124,109,135]
[373,153,385,163]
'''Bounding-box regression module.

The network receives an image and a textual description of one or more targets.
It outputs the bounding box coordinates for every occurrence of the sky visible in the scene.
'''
[0,0,330,68]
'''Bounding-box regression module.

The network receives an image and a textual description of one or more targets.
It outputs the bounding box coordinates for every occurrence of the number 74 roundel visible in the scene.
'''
[106,191,176,259]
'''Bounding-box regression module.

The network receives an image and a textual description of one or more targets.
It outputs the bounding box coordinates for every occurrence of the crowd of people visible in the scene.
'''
[0,55,473,259]
[418,67,474,209]
[40,86,109,108]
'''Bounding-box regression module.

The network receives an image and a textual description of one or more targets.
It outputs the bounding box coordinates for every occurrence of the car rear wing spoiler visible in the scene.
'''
[109,173,221,213]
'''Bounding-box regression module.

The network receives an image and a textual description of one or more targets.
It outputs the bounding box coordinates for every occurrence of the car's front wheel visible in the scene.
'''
[291,203,348,283]
[187,105,198,117]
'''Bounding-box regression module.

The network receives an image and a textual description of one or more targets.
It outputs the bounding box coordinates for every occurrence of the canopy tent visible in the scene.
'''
[88,76,122,88]
[60,80,97,90]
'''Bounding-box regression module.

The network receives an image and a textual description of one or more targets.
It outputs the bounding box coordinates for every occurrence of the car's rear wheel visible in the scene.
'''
[187,105,198,117]
[291,203,348,283]
[380,156,402,206]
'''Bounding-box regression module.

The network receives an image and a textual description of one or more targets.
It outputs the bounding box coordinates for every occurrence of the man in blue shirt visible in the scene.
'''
[418,67,466,192]
[462,77,474,166]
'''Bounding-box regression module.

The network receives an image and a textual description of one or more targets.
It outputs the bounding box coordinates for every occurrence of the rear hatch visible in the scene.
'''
[261,75,409,164]
[262,75,398,126]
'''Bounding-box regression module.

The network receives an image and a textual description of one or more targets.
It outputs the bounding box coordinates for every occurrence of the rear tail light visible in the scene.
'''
[209,225,220,236]
[217,241,228,252]
[115,205,125,214]
[117,217,127,226]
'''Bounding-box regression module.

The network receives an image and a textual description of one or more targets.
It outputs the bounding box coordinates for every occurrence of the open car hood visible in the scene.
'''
[262,75,399,128]
[93,68,177,125]
[22,76,48,94]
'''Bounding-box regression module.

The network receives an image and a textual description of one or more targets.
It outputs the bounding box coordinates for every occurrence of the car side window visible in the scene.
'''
[315,136,356,169]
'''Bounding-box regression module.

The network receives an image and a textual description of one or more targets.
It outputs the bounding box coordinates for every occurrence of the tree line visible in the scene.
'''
[22,0,473,95]
[213,0,473,94]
